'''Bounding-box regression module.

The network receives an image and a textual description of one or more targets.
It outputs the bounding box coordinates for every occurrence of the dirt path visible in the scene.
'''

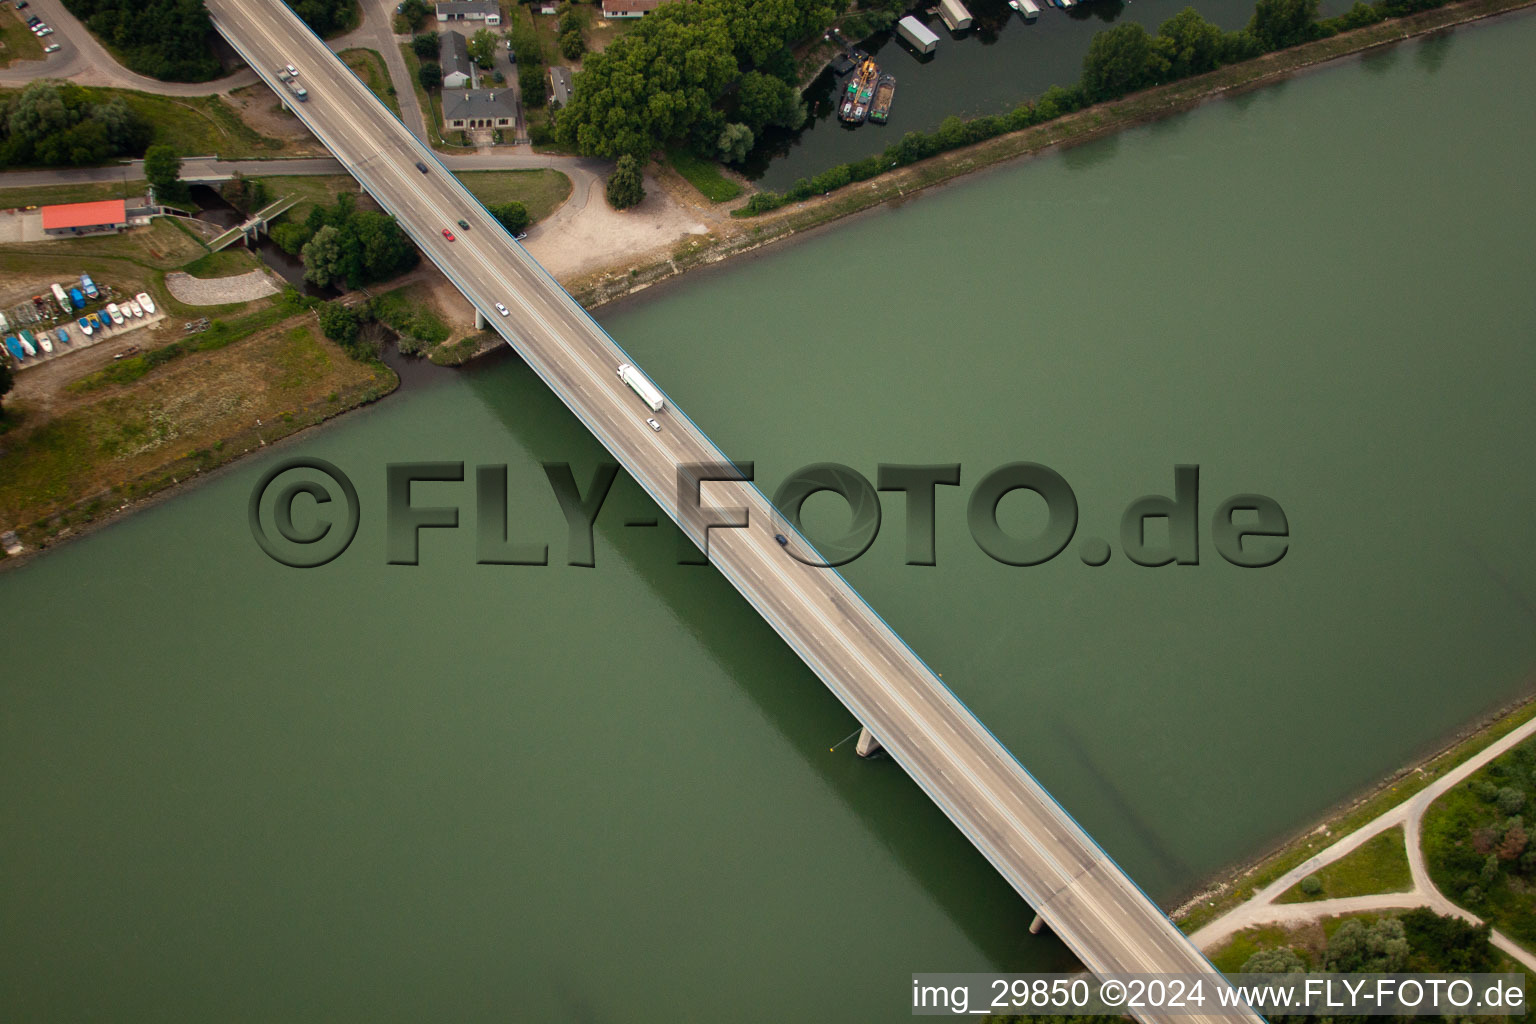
[1190,716,1536,971]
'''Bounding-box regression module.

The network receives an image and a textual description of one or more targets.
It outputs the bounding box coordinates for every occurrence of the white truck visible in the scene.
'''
[277,67,308,102]
[617,363,664,413]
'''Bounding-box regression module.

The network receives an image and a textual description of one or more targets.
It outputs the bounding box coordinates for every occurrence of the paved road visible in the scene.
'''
[1190,715,1536,973]
[0,0,257,91]
[207,4,1262,1020]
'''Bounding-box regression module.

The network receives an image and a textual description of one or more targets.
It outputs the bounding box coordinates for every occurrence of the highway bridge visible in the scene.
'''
[208,4,1262,1019]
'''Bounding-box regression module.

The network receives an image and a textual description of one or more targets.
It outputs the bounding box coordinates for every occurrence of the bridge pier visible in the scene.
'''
[1029,913,1046,935]
[855,726,883,758]
[475,307,488,330]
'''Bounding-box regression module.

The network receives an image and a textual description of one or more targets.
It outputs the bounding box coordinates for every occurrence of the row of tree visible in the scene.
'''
[0,80,153,169]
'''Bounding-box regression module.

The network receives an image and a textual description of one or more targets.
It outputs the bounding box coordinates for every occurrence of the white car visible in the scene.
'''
[106,303,124,325]
[34,24,52,35]
[494,302,509,316]
[646,417,661,432]
[128,299,143,318]
[135,292,156,314]
[43,42,59,52]
[284,63,298,77]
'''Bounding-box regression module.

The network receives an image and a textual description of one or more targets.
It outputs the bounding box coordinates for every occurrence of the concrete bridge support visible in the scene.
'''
[855,726,883,758]
[1029,913,1046,935]
[475,307,488,330]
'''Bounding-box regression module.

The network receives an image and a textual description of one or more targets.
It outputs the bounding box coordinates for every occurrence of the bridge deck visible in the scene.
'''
[207,4,1261,1020]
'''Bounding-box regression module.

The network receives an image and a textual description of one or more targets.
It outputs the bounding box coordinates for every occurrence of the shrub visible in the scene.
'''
[1299,874,1323,895]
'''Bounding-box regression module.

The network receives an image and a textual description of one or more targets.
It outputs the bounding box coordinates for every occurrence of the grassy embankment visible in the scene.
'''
[0,6,44,68]
[339,47,403,120]
[1176,699,1536,935]
[667,147,743,203]
[0,229,396,554]
[1421,735,1536,951]
[1276,826,1413,903]
[0,85,292,159]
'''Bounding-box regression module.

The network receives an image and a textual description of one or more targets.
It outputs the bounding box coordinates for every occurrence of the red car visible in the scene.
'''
[442,229,455,241]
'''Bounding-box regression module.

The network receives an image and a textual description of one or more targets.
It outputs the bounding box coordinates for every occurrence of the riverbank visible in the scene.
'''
[1174,693,1536,936]
[558,0,1536,312]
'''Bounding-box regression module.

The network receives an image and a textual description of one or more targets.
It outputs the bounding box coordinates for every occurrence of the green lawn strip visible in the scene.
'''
[1177,697,1536,935]
[1421,735,1536,952]
[0,6,45,67]
[181,248,262,279]
[667,147,742,203]
[1278,826,1413,903]
[248,174,363,226]
[339,47,403,119]
[1208,924,1300,973]
[0,180,149,209]
[105,89,279,158]
[457,168,572,222]
[0,218,206,268]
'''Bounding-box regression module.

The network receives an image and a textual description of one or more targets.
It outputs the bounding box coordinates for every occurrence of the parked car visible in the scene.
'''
[15,1,29,10]
[35,26,52,36]
[43,42,59,52]
[24,14,38,24]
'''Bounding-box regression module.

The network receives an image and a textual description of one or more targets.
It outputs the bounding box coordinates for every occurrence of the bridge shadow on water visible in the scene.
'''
[458,347,1077,973]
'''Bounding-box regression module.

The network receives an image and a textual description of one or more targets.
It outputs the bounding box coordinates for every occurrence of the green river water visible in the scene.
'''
[4,12,1536,1022]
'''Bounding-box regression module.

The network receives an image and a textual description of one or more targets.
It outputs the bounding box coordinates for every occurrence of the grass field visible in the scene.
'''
[0,85,288,160]
[0,6,44,68]
[667,147,743,203]
[0,219,207,270]
[458,169,572,222]
[249,174,366,225]
[0,180,149,211]
[1277,827,1413,903]
[181,248,263,280]
[339,48,403,119]
[0,316,392,538]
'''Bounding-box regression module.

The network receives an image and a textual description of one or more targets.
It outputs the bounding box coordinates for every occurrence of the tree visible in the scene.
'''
[398,0,430,31]
[735,70,804,133]
[418,61,443,91]
[1158,7,1225,78]
[518,63,546,107]
[487,201,529,234]
[1248,0,1320,51]
[220,172,268,216]
[301,225,345,288]
[1298,874,1323,895]
[143,143,185,202]
[716,122,754,163]
[559,29,585,60]
[318,301,360,348]
[1496,787,1526,814]
[411,31,439,60]
[1400,908,1495,972]
[270,220,313,256]
[1082,23,1164,102]
[468,28,498,70]
[605,154,645,209]
[1240,947,1306,974]
[1495,821,1528,862]
[1325,917,1409,973]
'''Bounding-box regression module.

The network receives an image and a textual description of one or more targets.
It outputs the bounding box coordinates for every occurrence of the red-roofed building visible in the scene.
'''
[601,0,668,17]
[40,199,129,237]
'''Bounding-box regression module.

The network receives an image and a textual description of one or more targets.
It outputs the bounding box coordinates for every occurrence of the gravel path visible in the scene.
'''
[1190,715,1536,972]
[164,269,281,305]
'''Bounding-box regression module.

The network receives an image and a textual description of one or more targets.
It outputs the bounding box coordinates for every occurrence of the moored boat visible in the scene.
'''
[869,74,896,124]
